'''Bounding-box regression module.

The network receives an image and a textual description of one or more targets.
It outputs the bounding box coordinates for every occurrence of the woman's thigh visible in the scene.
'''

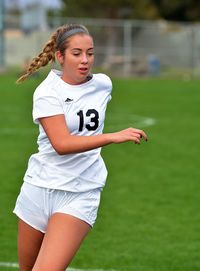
[32,213,91,271]
[18,219,44,271]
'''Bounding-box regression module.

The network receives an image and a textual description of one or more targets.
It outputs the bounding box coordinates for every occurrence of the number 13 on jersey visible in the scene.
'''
[77,109,99,132]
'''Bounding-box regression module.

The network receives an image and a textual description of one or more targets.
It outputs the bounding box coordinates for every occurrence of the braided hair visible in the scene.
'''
[16,24,89,83]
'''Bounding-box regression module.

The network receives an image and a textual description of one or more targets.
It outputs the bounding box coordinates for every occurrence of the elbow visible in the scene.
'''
[56,148,67,155]
[50,136,78,155]
[54,145,71,155]
[52,138,77,155]
[52,141,70,155]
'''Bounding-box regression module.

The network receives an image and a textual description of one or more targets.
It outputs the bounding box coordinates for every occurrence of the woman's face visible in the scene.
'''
[57,34,94,85]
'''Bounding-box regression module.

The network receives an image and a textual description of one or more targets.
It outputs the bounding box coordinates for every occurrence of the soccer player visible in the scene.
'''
[14,24,148,271]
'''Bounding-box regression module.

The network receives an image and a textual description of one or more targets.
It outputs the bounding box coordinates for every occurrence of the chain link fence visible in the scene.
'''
[4,15,200,78]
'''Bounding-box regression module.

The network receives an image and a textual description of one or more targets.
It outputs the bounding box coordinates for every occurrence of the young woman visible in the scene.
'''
[14,24,148,271]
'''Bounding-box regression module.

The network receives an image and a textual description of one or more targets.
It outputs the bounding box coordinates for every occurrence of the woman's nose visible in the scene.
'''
[81,54,88,64]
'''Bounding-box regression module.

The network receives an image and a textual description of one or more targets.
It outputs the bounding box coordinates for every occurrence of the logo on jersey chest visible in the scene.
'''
[65,98,73,103]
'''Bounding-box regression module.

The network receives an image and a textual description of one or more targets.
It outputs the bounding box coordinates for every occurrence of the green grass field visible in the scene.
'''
[0,70,200,271]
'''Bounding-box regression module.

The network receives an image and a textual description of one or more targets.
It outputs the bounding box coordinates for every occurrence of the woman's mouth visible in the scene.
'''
[79,67,89,75]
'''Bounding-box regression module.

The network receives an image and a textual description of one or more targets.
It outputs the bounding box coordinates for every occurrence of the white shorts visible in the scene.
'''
[13,182,101,232]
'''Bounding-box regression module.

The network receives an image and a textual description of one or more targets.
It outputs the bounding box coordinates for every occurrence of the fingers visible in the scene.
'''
[127,128,148,144]
[133,137,141,144]
[112,127,148,144]
[138,129,148,141]
[132,128,148,141]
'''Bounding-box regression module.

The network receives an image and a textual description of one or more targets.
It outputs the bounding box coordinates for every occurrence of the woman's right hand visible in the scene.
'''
[110,128,148,144]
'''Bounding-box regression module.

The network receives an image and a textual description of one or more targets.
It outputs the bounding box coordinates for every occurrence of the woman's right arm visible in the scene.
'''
[39,115,148,155]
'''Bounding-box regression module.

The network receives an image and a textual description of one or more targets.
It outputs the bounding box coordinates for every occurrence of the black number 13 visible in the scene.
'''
[77,109,99,132]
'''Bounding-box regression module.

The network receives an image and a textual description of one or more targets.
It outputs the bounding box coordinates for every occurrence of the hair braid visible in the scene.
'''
[16,31,58,84]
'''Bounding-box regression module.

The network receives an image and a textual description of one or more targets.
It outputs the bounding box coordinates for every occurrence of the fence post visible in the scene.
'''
[190,25,196,78]
[123,20,132,76]
[0,0,5,70]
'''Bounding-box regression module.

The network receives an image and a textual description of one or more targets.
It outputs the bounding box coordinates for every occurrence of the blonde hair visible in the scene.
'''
[16,24,89,84]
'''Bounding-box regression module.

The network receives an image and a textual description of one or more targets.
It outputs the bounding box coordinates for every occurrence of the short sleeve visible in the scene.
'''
[33,91,64,124]
[105,75,112,102]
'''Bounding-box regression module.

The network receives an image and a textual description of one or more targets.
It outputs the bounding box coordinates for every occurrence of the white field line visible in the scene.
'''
[0,114,156,136]
[0,262,118,271]
[105,113,156,130]
[0,262,18,268]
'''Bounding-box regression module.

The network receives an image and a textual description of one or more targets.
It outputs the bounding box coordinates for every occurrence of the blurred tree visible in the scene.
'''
[61,0,200,21]
[61,0,159,20]
[152,0,200,21]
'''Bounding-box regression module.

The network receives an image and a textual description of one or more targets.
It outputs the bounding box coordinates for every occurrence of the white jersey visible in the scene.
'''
[23,69,112,192]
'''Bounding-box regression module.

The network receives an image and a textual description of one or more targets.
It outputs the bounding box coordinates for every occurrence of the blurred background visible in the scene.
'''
[1,0,200,78]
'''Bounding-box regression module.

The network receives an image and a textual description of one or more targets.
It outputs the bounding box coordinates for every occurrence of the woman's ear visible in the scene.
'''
[55,51,64,65]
